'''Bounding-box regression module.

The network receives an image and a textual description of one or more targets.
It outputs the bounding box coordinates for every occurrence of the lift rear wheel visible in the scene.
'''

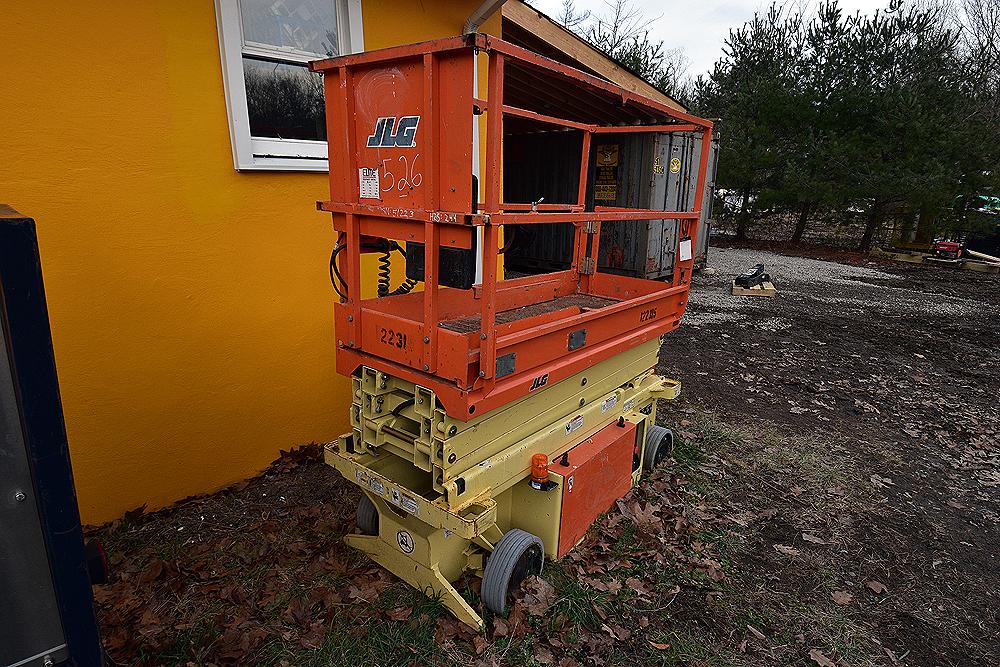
[356,495,379,536]
[644,425,674,473]
[482,529,544,616]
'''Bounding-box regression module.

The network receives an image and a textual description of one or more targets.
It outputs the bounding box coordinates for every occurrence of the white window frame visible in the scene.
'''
[215,0,364,172]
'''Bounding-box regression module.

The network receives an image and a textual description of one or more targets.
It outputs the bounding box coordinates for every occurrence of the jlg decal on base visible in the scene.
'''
[529,373,549,391]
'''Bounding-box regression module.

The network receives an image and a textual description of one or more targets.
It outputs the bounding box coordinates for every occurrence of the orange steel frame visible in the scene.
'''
[311,34,714,420]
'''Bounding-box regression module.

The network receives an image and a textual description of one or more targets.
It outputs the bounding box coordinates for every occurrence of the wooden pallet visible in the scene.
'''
[731,280,776,297]
[871,248,1000,273]
[961,260,1000,274]
[924,257,962,266]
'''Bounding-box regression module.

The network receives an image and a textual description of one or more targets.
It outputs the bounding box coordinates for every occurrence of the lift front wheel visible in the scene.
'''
[356,495,379,536]
[482,529,544,616]
[644,425,674,473]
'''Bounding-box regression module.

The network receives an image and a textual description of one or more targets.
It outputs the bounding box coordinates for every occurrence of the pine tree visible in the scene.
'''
[696,0,998,250]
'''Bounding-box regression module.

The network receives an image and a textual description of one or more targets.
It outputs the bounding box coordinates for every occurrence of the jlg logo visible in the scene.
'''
[529,373,549,392]
[367,116,420,148]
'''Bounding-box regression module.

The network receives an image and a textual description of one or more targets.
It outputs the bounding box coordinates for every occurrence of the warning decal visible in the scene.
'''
[396,530,415,554]
[596,144,619,166]
[399,493,419,515]
[669,157,682,173]
[359,167,380,199]
[565,414,585,435]
[390,486,419,515]
[594,144,619,201]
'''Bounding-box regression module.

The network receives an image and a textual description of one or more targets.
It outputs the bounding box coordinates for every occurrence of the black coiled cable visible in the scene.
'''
[376,251,392,297]
[331,240,417,300]
[377,245,418,297]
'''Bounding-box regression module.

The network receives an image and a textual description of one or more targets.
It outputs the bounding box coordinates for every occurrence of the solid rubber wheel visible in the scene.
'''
[356,495,379,536]
[482,529,545,616]
[644,424,674,473]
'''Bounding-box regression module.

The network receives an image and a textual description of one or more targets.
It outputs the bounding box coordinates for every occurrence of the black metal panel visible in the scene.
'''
[495,352,517,379]
[504,131,581,272]
[0,205,103,667]
[405,243,476,290]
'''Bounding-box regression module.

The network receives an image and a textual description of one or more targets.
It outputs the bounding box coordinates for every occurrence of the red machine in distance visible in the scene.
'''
[311,34,714,420]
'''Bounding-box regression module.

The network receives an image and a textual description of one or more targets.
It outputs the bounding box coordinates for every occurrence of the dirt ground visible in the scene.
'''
[657,244,1000,666]
[89,245,1000,666]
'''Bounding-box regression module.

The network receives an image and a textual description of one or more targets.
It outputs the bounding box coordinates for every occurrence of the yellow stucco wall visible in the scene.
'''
[0,1,499,524]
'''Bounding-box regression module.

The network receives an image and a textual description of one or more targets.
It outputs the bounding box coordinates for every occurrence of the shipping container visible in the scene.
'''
[504,130,719,278]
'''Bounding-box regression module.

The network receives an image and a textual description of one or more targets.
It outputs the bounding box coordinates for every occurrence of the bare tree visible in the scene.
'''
[957,0,1000,103]
[586,0,650,53]
[582,0,691,97]
[557,0,591,31]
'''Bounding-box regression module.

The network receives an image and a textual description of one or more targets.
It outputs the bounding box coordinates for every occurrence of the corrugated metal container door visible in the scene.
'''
[591,133,654,276]
[504,130,718,278]
[643,132,714,277]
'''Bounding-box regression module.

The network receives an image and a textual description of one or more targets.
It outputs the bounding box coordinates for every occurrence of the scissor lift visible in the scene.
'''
[310,34,713,629]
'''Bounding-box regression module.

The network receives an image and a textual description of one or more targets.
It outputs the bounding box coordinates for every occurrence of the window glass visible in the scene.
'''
[239,0,339,56]
[243,57,327,141]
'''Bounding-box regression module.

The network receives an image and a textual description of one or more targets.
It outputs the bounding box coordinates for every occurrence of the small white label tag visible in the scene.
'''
[359,167,380,199]
[623,398,636,413]
[369,478,384,495]
[399,492,419,515]
[601,394,619,413]
[679,238,693,262]
[565,414,584,435]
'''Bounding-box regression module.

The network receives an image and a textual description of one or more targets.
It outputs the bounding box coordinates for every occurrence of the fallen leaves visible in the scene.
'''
[88,447,393,665]
[386,606,412,622]
[809,648,837,667]
[831,590,853,605]
[269,443,323,473]
[81,257,1000,667]
[519,576,557,616]
[866,580,888,594]
[533,646,555,664]
[870,474,895,489]
[625,576,653,600]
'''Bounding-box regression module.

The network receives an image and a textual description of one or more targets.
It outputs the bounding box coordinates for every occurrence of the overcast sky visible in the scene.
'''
[526,0,889,76]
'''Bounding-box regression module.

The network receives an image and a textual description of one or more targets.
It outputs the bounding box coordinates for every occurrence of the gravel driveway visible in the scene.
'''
[656,245,1000,665]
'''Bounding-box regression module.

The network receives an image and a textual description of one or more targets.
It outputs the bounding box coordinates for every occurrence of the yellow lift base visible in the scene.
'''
[325,339,680,629]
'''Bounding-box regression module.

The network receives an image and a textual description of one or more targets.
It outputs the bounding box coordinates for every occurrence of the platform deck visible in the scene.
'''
[440,294,618,333]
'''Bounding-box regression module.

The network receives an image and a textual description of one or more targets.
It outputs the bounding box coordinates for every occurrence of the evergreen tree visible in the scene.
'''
[692,7,804,239]
[696,0,998,250]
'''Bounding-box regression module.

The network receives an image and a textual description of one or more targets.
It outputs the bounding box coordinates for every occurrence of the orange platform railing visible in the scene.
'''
[311,34,714,419]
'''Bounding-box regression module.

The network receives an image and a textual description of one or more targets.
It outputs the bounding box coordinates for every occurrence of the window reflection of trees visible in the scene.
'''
[244,58,326,141]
